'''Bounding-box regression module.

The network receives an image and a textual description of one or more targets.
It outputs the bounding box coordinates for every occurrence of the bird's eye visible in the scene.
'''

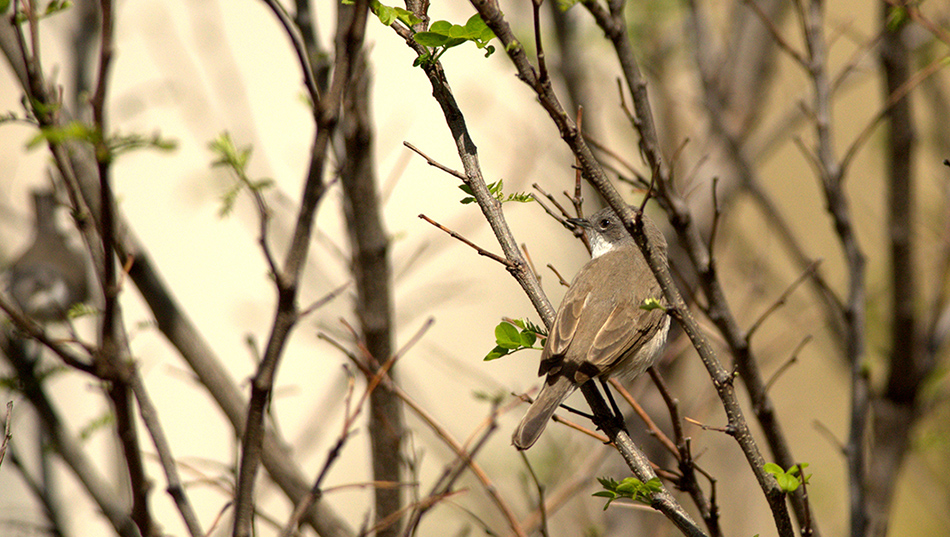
[598,218,611,229]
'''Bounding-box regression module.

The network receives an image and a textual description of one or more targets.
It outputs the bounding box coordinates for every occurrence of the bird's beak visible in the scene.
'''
[566,216,589,229]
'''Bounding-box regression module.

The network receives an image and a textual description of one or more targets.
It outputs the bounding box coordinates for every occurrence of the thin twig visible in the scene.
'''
[609,379,678,458]
[259,0,321,103]
[403,141,467,180]
[741,0,806,67]
[747,260,822,341]
[519,453,550,537]
[298,281,352,318]
[129,371,204,537]
[764,336,812,395]
[0,401,11,469]
[418,214,512,266]
[546,264,570,288]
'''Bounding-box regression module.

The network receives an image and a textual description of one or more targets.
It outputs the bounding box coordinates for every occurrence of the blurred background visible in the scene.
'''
[1,0,949,536]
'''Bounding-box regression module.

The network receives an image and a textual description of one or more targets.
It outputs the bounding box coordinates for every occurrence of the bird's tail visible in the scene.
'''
[512,374,576,450]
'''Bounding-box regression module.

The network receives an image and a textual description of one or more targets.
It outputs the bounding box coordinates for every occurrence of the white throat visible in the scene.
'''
[589,234,615,258]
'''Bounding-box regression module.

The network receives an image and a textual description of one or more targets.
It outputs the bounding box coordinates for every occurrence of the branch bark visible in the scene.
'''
[338,3,405,533]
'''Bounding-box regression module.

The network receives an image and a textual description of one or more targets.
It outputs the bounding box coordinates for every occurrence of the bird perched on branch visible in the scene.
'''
[513,206,670,450]
[8,190,89,324]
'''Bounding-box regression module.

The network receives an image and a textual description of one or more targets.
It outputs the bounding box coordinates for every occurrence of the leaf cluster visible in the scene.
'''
[26,121,176,163]
[459,179,532,205]
[369,0,421,28]
[9,0,72,22]
[763,462,811,494]
[593,476,662,510]
[484,318,546,361]
[208,132,274,217]
[412,14,496,65]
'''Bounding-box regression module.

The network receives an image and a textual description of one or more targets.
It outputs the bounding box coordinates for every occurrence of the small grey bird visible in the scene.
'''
[512,206,670,450]
[9,190,89,323]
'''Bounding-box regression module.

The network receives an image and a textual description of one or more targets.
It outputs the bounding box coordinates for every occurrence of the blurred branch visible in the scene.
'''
[128,371,204,537]
[796,1,869,535]
[231,0,372,534]
[867,4,938,536]
[1,332,141,537]
[337,4,405,532]
[88,0,156,533]
[0,10,355,537]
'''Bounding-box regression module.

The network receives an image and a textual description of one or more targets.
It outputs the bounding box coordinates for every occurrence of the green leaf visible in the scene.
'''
[484,345,510,361]
[0,0,11,14]
[519,330,536,348]
[763,463,784,475]
[411,14,495,62]
[458,182,477,204]
[495,322,522,349]
[594,476,660,510]
[764,462,811,493]
[369,0,421,26]
[393,7,422,26]
[484,318,545,360]
[208,131,273,217]
[414,27,459,49]
[375,3,397,25]
[43,0,72,17]
[556,0,580,11]
[640,297,665,311]
[78,411,115,442]
[67,303,98,320]
[27,121,97,149]
[520,318,548,338]
[778,473,799,492]
[886,6,909,32]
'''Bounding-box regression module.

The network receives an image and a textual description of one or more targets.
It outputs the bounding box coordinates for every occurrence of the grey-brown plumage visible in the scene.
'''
[512,207,669,450]
[9,190,89,323]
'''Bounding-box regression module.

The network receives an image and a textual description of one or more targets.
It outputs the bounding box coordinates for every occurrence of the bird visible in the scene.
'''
[8,189,89,324]
[512,206,670,450]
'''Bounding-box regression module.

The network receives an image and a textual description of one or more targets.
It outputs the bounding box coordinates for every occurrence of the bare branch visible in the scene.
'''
[746,260,822,341]
[419,214,512,266]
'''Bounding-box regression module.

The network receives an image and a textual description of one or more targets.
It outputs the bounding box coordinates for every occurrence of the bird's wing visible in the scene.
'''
[538,287,588,376]
[587,300,663,376]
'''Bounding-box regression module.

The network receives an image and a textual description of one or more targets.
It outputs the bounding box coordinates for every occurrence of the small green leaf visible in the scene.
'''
[779,473,799,492]
[27,121,97,149]
[44,0,72,16]
[393,7,422,26]
[78,411,115,442]
[430,20,452,34]
[556,0,579,11]
[764,462,811,494]
[519,330,537,348]
[594,476,660,510]
[67,303,98,320]
[885,6,909,32]
[375,3,397,25]
[484,345,509,361]
[640,297,665,311]
[764,463,784,475]
[495,322,522,349]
